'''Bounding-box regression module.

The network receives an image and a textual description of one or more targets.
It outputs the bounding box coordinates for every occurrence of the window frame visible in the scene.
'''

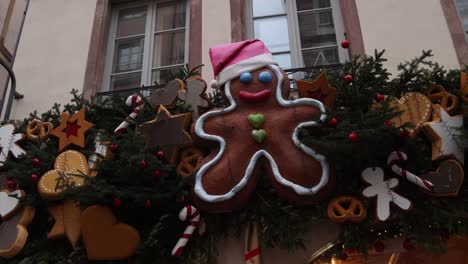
[102,0,190,92]
[245,0,348,70]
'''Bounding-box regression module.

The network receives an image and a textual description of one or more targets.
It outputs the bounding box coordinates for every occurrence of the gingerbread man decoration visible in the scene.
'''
[192,40,333,212]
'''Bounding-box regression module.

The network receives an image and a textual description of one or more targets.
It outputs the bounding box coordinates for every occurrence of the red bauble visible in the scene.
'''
[180,195,186,203]
[349,132,359,142]
[153,170,161,181]
[32,158,40,165]
[344,75,353,83]
[138,160,147,169]
[327,117,338,127]
[109,144,118,152]
[373,241,385,253]
[384,120,394,127]
[31,174,39,182]
[341,39,350,48]
[113,197,122,207]
[145,200,152,208]
[156,150,165,158]
[375,93,385,102]
[403,238,415,251]
[7,180,16,189]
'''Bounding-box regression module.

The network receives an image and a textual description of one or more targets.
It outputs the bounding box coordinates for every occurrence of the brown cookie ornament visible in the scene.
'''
[425,85,458,115]
[81,205,140,260]
[178,77,209,121]
[26,119,54,141]
[327,196,366,224]
[420,159,464,197]
[386,92,432,135]
[297,72,337,109]
[192,40,333,212]
[139,105,192,164]
[50,108,94,152]
[149,79,181,108]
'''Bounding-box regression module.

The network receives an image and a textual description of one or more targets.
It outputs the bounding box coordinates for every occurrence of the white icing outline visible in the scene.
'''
[194,64,329,203]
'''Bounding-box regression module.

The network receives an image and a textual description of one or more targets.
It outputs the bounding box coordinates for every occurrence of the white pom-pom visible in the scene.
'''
[210,79,221,89]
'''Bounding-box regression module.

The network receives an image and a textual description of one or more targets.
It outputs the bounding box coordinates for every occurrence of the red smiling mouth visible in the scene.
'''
[239,90,272,103]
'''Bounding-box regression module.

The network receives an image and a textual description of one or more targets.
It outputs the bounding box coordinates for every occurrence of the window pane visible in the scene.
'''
[113,38,144,73]
[296,0,330,11]
[273,53,292,69]
[117,7,147,37]
[455,0,468,39]
[302,47,339,66]
[254,16,290,52]
[152,67,182,85]
[298,10,337,49]
[111,72,142,90]
[252,0,286,17]
[155,0,186,31]
[153,30,185,67]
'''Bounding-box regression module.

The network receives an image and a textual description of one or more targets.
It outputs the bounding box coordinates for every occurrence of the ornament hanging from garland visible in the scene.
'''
[81,205,140,260]
[0,124,26,167]
[51,108,94,152]
[423,104,464,164]
[420,159,464,197]
[176,147,203,177]
[327,196,367,224]
[47,200,81,248]
[425,85,459,115]
[114,94,144,134]
[26,119,54,141]
[384,92,432,136]
[297,72,337,109]
[139,105,192,164]
[177,77,210,121]
[192,39,332,212]
[386,151,434,191]
[148,79,181,108]
[171,205,200,257]
[361,167,412,221]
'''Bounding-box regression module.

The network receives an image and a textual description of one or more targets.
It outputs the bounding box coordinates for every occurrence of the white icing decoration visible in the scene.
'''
[361,167,411,221]
[0,190,23,218]
[0,124,26,166]
[194,64,329,203]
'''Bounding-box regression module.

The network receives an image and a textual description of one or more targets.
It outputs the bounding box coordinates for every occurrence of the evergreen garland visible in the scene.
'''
[0,50,466,263]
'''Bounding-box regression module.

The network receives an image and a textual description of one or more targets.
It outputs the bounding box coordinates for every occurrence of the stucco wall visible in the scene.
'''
[356,0,460,73]
[8,0,97,120]
[200,0,231,84]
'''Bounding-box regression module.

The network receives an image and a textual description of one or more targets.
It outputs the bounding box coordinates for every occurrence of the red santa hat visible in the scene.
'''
[209,39,278,89]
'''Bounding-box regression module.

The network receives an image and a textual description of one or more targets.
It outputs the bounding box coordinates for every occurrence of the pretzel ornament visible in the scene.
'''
[26,119,53,141]
[177,147,203,177]
[327,196,367,224]
[425,85,458,115]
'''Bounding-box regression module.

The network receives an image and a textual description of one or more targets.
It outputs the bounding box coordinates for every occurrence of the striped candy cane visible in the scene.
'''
[171,205,200,257]
[387,151,434,191]
[114,94,144,134]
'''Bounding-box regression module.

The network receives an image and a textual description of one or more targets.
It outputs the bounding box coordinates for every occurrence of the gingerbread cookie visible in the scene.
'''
[38,150,90,200]
[327,196,366,224]
[192,40,333,212]
[47,200,81,248]
[51,108,94,152]
[178,77,209,121]
[81,205,140,260]
[26,119,54,141]
[385,92,432,135]
[425,85,458,115]
[297,72,337,109]
[149,79,181,108]
[0,124,26,167]
[0,190,24,220]
[420,159,464,197]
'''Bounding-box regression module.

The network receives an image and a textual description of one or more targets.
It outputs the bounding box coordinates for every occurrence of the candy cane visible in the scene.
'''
[387,151,434,191]
[171,205,200,257]
[114,94,144,134]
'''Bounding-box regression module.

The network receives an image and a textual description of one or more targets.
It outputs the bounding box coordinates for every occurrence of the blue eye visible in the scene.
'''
[239,72,253,83]
[258,71,273,83]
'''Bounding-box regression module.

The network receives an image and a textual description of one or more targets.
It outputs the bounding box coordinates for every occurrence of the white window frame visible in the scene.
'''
[102,0,190,92]
[245,0,348,70]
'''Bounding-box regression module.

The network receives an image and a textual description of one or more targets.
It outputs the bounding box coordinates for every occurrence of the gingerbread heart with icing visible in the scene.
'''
[387,92,432,135]
[38,150,89,200]
[81,205,140,260]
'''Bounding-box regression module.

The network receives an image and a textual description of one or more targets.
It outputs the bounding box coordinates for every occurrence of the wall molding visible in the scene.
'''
[339,0,365,57]
[440,0,468,67]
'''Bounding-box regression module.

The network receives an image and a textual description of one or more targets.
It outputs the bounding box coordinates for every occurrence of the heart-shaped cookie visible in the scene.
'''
[38,150,89,200]
[81,205,140,260]
[248,113,265,129]
[0,190,24,220]
[0,206,35,258]
[387,92,432,135]
[420,159,464,196]
[251,129,267,143]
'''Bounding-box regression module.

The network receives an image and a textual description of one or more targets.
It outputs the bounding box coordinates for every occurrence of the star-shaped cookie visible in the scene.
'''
[51,108,94,152]
[423,104,464,164]
[297,72,337,109]
[139,106,192,163]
